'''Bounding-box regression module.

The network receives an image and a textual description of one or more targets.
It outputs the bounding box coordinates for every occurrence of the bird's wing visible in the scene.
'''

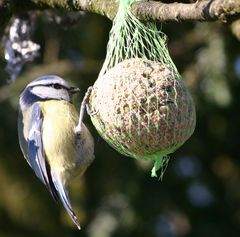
[27,103,58,200]
[27,103,81,229]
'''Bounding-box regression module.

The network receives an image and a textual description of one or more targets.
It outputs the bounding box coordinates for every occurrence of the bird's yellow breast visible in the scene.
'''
[39,100,79,175]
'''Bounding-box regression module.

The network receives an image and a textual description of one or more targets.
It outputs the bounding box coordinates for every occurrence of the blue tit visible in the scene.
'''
[18,75,95,229]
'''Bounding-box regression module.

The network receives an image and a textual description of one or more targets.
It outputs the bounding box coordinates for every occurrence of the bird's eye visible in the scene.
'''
[53,84,62,89]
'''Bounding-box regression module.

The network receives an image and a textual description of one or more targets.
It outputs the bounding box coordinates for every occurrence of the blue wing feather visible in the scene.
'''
[27,103,58,200]
[26,103,80,228]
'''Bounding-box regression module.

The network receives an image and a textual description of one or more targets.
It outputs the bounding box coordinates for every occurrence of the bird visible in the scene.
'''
[18,75,95,229]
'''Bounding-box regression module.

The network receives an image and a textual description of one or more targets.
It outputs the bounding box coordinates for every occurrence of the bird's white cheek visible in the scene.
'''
[30,86,70,101]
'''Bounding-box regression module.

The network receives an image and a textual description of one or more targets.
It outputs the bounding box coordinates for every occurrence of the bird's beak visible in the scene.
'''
[69,87,80,94]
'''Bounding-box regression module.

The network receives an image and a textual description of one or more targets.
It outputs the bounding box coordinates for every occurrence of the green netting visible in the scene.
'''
[98,0,178,79]
[90,0,196,178]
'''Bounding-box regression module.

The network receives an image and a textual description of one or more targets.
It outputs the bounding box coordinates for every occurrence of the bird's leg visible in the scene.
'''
[75,86,97,133]
[82,87,98,117]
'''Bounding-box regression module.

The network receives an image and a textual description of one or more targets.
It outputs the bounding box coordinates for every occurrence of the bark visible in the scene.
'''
[14,0,240,22]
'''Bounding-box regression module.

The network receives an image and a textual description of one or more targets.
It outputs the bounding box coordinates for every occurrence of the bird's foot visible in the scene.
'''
[75,86,97,133]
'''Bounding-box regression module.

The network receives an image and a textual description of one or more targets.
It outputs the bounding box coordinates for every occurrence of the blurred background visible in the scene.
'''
[0,1,240,237]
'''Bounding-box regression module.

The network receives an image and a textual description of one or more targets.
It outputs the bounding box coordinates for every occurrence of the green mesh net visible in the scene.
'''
[89,0,196,178]
[99,0,178,79]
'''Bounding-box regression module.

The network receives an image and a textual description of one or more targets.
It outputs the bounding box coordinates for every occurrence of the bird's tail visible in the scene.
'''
[51,172,81,230]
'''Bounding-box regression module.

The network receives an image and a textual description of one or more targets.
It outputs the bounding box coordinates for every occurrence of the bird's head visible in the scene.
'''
[20,75,80,110]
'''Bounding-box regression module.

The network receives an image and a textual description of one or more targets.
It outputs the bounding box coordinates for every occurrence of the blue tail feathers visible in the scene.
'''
[51,172,81,230]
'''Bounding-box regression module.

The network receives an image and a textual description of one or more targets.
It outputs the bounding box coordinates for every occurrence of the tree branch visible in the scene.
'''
[15,0,240,23]
[15,0,118,20]
[132,0,240,23]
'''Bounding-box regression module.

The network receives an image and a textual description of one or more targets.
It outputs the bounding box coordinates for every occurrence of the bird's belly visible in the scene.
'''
[40,100,79,176]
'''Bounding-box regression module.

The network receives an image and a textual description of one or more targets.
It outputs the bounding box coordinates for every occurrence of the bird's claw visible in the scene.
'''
[76,86,96,133]
[86,104,98,116]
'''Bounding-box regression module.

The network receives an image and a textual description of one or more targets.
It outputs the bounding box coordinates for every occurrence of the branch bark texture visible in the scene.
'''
[132,0,240,23]
[14,0,240,23]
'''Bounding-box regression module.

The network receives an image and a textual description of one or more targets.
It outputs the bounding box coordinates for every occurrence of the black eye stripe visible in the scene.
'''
[29,83,69,90]
[48,83,68,90]
[52,83,62,89]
